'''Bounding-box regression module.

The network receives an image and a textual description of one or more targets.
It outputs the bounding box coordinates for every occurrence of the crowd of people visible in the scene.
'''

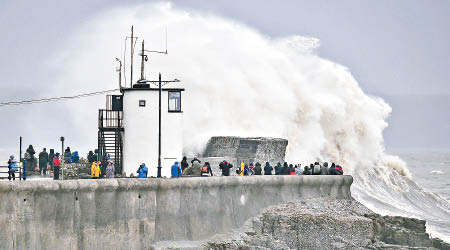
[6,144,93,181]
[7,146,344,181]
[169,157,344,178]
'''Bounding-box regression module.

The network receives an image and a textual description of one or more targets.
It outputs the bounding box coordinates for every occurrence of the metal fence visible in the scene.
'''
[0,166,23,180]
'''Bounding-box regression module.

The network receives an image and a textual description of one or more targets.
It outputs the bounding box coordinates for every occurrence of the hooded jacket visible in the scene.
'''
[8,156,18,171]
[329,163,338,175]
[313,163,322,175]
[336,165,343,175]
[303,166,312,175]
[254,163,262,175]
[87,151,95,163]
[91,161,101,177]
[171,162,182,178]
[137,163,148,178]
[71,151,80,164]
[181,157,189,171]
[264,162,273,175]
[282,163,290,175]
[274,163,282,175]
[239,162,245,176]
[321,162,329,175]
[26,146,35,157]
[106,162,115,178]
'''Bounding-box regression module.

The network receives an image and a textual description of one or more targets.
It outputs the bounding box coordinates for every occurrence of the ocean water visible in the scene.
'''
[389,148,450,202]
[350,148,450,243]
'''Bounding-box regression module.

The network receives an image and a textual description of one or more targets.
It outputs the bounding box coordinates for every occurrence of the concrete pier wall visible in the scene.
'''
[0,176,352,250]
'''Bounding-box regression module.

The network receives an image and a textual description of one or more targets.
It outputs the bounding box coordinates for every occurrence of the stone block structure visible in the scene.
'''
[203,136,288,166]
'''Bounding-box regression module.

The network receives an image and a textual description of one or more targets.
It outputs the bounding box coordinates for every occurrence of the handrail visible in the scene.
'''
[0,166,23,180]
[98,109,123,129]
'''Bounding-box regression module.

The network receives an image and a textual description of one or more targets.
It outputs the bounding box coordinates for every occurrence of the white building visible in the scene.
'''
[98,80,184,177]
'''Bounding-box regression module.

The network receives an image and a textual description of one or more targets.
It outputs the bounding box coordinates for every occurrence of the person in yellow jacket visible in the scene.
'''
[239,162,245,176]
[91,161,101,179]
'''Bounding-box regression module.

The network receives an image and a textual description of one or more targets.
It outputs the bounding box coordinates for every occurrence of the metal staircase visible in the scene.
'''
[98,100,124,175]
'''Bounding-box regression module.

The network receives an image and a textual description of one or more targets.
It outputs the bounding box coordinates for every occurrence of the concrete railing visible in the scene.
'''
[0,175,352,250]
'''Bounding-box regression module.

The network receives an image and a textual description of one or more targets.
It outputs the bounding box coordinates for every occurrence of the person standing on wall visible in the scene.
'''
[53,153,61,180]
[171,161,182,178]
[39,148,49,176]
[91,160,101,179]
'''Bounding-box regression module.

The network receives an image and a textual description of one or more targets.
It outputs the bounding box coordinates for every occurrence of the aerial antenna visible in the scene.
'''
[139,40,148,81]
[115,58,122,89]
[138,28,169,81]
[130,26,133,87]
[126,26,138,87]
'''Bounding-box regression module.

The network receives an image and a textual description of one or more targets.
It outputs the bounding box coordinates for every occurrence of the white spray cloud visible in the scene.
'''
[49,2,450,241]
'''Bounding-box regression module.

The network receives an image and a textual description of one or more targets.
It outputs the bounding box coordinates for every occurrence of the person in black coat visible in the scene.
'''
[38,148,49,175]
[329,163,338,175]
[26,145,36,170]
[87,151,95,163]
[282,162,290,175]
[181,156,189,172]
[303,166,312,175]
[219,160,233,176]
[254,162,262,175]
[264,162,273,175]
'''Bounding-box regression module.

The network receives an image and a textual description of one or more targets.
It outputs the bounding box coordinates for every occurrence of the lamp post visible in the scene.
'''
[60,136,64,180]
[138,74,180,177]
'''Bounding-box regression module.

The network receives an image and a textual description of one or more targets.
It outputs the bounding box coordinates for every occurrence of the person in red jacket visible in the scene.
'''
[53,153,61,180]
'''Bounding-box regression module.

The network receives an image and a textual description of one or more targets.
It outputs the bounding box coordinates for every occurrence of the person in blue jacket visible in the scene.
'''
[171,162,182,178]
[71,151,80,164]
[137,163,148,178]
[8,155,18,181]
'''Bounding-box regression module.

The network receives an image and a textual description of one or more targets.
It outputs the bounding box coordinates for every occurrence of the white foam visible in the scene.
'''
[46,2,450,242]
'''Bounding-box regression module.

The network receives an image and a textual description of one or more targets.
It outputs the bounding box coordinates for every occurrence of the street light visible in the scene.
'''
[138,74,180,178]
[60,136,65,180]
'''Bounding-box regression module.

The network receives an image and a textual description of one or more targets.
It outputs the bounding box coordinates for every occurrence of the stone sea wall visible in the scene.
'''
[203,136,288,166]
[0,175,351,250]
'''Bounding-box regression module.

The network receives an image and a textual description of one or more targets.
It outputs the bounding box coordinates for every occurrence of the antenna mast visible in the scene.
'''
[139,40,148,81]
[130,26,134,87]
[116,58,122,89]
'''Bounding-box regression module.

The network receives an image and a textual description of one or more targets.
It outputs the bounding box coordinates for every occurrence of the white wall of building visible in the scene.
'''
[122,89,183,177]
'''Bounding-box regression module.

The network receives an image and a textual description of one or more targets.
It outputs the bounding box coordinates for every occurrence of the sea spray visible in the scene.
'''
[49,2,450,242]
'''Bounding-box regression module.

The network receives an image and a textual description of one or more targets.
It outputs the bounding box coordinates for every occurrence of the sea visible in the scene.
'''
[389,148,450,202]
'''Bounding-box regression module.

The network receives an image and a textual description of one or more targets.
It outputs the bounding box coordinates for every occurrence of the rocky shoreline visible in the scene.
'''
[152,198,450,250]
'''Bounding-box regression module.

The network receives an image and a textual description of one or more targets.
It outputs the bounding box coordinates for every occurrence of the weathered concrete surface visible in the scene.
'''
[0,176,351,250]
[203,136,288,165]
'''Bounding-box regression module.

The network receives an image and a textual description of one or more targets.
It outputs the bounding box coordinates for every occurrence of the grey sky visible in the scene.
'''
[0,0,449,155]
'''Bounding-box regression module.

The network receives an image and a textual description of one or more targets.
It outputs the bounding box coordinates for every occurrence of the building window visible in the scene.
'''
[139,100,146,107]
[168,91,181,112]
